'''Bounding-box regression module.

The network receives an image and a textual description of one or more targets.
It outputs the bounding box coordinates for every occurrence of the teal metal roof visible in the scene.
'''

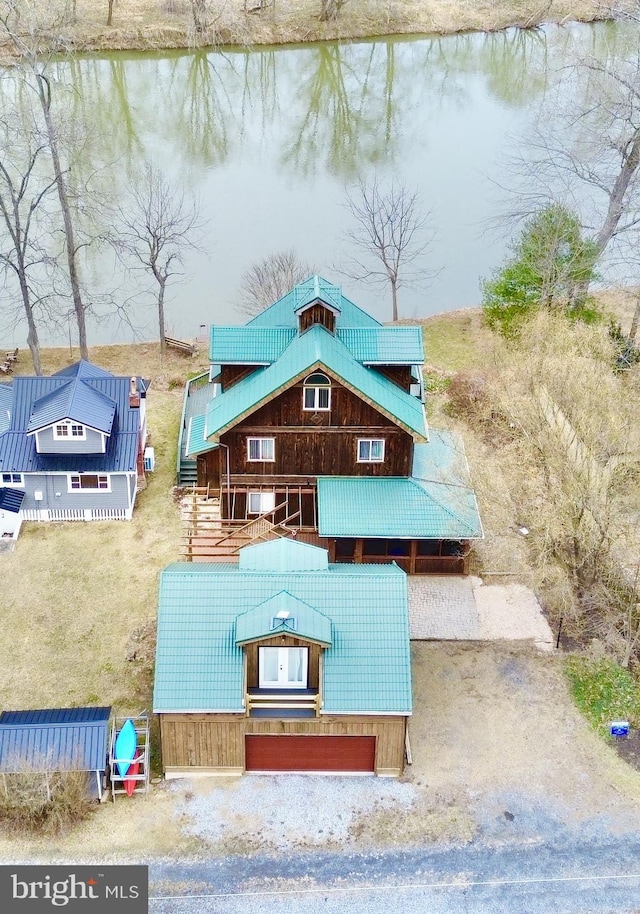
[317,429,483,539]
[204,324,428,442]
[235,592,332,646]
[207,326,423,367]
[153,542,411,715]
[239,537,329,572]
[248,276,381,330]
[210,328,296,364]
[186,413,217,457]
[337,328,424,364]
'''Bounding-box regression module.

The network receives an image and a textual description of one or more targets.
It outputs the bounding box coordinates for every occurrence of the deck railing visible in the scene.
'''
[246,692,320,716]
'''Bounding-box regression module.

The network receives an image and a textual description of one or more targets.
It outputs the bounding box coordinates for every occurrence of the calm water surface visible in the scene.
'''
[2,22,638,345]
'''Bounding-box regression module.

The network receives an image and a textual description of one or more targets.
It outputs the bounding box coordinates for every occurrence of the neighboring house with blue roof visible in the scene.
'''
[154,539,411,776]
[0,706,111,800]
[0,361,149,521]
[179,275,482,573]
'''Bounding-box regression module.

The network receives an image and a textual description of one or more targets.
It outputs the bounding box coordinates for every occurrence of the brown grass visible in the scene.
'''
[0,0,625,60]
[0,342,208,715]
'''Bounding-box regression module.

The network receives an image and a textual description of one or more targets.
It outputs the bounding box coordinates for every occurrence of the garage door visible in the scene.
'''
[245,735,376,772]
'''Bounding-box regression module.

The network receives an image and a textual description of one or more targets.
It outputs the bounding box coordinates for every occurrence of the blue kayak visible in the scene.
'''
[114,719,137,779]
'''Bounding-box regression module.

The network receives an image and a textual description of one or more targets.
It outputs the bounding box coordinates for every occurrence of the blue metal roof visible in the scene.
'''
[210,328,296,364]
[337,328,424,364]
[0,706,111,773]
[28,379,116,434]
[154,543,411,715]
[0,362,146,475]
[204,324,428,442]
[247,276,381,330]
[0,487,25,513]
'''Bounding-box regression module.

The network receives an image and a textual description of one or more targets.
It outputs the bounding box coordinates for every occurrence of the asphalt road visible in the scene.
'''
[148,835,640,913]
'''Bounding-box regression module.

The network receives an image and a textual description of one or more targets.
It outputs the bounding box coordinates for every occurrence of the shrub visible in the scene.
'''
[565,655,640,734]
[0,769,95,836]
[447,369,492,421]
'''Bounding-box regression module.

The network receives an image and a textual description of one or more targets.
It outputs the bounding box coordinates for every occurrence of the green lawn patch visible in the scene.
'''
[565,655,640,734]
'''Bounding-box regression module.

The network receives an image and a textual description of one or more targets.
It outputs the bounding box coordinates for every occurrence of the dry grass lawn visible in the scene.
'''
[0,342,208,718]
[0,0,627,59]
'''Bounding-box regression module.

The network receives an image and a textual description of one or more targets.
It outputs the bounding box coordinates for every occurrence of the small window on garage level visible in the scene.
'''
[247,491,276,515]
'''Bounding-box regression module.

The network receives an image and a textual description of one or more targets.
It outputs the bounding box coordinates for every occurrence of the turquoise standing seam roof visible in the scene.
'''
[153,546,411,716]
[247,276,381,330]
[239,537,329,572]
[235,592,332,646]
[204,324,428,441]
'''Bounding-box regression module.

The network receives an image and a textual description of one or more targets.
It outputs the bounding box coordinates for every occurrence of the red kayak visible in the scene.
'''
[124,760,140,797]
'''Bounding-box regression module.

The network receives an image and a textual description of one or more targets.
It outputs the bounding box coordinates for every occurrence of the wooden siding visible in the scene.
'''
[372,366,413,391]
[221,365,260,391]
[245,636,321,690]
[222,429,411,477]
[197,451,221,489]
[159,714,407,776]
[299,303,336,334]
[235,380,403,430]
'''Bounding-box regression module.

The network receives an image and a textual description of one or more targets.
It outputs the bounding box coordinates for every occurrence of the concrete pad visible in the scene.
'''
[472,577,554,650]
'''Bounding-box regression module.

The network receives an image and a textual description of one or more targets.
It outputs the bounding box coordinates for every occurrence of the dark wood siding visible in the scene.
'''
[299,303,336,334]
[372,366,413,391]
[245,735,375,772]
[221,365,260,391]
[222,429,411,477]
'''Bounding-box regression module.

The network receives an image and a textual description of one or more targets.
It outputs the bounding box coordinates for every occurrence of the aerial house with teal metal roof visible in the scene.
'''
[179,276,482,572]
[154,539,411,776]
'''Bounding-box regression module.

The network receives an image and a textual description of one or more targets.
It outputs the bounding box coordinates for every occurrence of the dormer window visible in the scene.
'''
[303,372,331,411]
[54,421,85,440]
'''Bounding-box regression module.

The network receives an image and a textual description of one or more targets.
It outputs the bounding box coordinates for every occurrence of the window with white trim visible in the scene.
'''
[303,372,331,411]
[259,646,308,689]
[357,438,385,462]
[247,491,276,515]
[68,474,110,492]
[247,437,275,462]
[1,472,23,487]
[54,421,85,440]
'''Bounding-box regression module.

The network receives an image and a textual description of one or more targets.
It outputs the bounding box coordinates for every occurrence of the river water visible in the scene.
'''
[1,21,638,346]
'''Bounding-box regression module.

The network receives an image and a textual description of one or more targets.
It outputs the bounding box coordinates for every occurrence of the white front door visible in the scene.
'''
[259,647,308,689]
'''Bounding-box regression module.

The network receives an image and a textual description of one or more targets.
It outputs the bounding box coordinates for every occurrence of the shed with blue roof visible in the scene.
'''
[154,539,411,777]
[0,706,111,800]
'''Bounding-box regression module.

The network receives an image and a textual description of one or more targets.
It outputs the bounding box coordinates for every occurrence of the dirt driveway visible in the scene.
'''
[2,642,639,861]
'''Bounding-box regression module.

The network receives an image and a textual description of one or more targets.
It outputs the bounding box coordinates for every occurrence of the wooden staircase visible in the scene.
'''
[181,489,301,562]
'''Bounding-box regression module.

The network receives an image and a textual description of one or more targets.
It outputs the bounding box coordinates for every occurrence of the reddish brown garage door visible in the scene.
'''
[245,735,376,772]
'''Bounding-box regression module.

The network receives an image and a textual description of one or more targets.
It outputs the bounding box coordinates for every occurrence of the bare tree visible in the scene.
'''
[338,177,436,321]
[0,2,90,358]
[319,0,350,21]
[238,249,317,317]
[112,164,202,357]
[0,118,59,375]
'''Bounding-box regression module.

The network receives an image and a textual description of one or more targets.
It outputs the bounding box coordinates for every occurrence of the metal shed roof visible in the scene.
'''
[0,706,111,773]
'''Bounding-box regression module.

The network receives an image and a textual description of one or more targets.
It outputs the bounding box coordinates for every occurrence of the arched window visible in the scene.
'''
[303,372,331,411]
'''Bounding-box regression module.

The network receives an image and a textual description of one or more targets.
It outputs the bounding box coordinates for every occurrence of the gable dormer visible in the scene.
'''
[294,277,342,336]
[27,379,117,456]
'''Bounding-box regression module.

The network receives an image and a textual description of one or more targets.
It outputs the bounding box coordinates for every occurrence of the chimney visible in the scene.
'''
[129,376,140,409]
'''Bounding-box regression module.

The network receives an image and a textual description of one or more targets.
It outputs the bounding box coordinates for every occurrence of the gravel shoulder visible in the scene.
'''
[2,642,638,862]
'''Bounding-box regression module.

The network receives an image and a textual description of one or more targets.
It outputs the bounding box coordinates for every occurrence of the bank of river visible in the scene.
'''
[0,0,627,61]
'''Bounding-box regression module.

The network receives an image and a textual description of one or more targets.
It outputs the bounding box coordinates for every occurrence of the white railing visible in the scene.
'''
[21,507,130,522]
